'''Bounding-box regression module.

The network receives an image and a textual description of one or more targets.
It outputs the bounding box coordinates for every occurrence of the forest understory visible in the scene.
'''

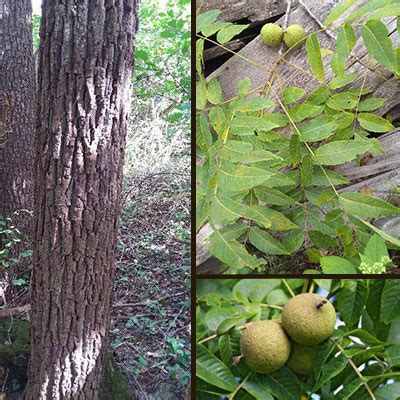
[0,170,191,399]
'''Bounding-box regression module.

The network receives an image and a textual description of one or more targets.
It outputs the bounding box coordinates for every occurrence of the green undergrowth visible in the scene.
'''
[112,171,191,398]
[101,355,131,400]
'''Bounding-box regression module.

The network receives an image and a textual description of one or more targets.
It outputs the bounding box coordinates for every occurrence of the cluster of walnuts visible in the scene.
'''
[260,23,306,49]
[239,293,336,375]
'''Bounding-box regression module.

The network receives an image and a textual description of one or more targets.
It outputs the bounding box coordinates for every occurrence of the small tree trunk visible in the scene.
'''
[26,1,138,398]
[0,0,35,236]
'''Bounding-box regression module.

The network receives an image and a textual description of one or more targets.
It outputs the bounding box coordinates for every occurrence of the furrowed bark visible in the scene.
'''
[0,0,35,238]
[26,1,138,398]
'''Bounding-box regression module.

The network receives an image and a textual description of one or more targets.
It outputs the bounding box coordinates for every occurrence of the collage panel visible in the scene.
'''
[195,278,400,399]
[1,0,190,398]
[195,0,400,275]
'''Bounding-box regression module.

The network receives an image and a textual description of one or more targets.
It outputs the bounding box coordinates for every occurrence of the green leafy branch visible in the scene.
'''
[196,0,400,274]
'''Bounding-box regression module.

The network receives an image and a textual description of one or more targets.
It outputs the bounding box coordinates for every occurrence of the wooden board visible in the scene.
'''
[207,0,400,115]
[196,0,287,23]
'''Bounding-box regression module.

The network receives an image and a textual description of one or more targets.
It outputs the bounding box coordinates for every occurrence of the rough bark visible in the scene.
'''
[0,0,35,236]
[196,0,287,23]
[26,1,138,399]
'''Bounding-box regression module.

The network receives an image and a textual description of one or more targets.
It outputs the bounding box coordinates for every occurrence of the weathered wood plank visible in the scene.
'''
[207,0,399,116]
[196,0,287,23]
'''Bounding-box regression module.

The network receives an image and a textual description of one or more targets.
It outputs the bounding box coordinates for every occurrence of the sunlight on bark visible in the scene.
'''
[38,330,103,399]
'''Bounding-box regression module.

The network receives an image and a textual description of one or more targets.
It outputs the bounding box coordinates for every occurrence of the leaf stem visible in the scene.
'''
[282,279,296,297]
[198,325,247,345]
[228,372,252,400]
[197,34,273,74]
[336,343,376,400]
[260,303,283,310]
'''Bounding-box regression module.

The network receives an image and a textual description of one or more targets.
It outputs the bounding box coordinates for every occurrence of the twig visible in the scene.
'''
[0,304,30,319]
[298,0,336,40]
[113,291,187,308]
[336,343,376,400]
[283,0,292,29]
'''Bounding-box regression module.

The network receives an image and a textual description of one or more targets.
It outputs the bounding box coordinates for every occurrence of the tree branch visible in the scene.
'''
[0,304,30,319]
[336,343,376,400]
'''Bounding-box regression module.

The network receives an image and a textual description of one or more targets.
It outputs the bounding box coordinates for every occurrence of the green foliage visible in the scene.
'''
[196,278,400,399]
[0,214,31,286]
[196,2,400,274]
[101,355,131,400]
[132,0,190,128]
[32,14,41,51]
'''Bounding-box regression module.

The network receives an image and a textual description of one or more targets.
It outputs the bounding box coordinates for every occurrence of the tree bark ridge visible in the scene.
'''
[26,1,138,399]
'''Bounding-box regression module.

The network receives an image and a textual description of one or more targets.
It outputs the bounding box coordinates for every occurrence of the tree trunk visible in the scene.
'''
[26,1,138,399]
[0,0,35,236]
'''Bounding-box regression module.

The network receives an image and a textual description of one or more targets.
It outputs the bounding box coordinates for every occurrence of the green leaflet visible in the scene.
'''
[217,24,249,44]
[307,86,331,105]
[288,103,324,122]
[357,113,394,132]
[248,227,290,255]
[330,53,346,77]
[381,280,400,324]
[329,73,358,90]
[237,97,274,112]
[309,230,339,249]
[196,39,204,74]
[306,33,324,82]
[216,164,274,191]
[368,4,400,19]
[339,192,400,218]
[207,78,223,105]
[196,113,213,151]
[282,86,306,104]
[355,218,400,247]
[254,187,297,206]
[337,24,356,59]
[327,92,358,110]
[345,0,393,23]
[201,21,230,37]
[196,10,221,33]
[323,0,358,26]
[217,223,249,241]
[358,97,386,112]
[300,155,313,186]
[219,140,281,163]
[231,115,281,131]
[209,106,227,135]
[320,256,357,274]
[243,379,274,400]
[313,140,374,165]
[337,280,368,326]
[362,19,396,72]
[196,77,207,110]
[208,230,263,270]
[209,194,272,228]
[256,368,302,400]
[251,206,298,231]
[196,343,237,391]
[299,115,337,142]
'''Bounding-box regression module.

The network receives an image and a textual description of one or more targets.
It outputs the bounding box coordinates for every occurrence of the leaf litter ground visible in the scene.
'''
[111,172,191,399]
